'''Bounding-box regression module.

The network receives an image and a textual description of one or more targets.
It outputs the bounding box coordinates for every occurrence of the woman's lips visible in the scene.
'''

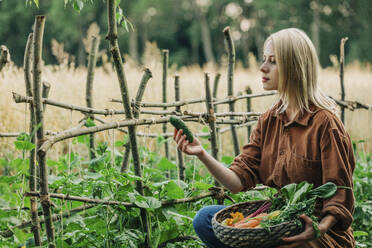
[262,77,269,82]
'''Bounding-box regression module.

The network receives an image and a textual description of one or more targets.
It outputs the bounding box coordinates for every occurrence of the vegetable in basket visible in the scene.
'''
[222,181,343,235]
[260,181,341,237]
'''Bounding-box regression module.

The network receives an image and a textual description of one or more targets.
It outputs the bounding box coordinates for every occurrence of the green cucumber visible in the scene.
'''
[169,116,194,143]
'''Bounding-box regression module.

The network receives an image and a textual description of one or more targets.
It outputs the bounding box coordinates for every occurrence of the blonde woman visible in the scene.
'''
[173,28,355,248]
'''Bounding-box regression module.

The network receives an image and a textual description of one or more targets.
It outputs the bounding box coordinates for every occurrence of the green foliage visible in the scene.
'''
[0,138,370,247]
[14,132,35,151]
[4,0,370,67]
[262,181,338,238]
[352,146,372,248]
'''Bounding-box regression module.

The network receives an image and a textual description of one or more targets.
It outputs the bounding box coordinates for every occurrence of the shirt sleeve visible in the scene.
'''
[229,116,262,191]
[320,121,355,232]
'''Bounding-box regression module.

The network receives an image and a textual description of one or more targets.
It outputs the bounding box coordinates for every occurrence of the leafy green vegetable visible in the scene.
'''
[262,181,341,238]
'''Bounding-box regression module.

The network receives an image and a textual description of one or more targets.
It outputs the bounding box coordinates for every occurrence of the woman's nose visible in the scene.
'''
[260,63,268,73]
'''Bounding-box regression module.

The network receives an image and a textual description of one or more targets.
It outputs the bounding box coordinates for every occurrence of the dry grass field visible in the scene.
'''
[1,44,371,160]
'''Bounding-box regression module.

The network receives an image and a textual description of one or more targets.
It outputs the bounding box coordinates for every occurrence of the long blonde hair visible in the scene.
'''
[266,28,337,114]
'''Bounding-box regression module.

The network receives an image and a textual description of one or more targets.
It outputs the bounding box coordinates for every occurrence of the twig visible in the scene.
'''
[213,91,276,105]
[13,92,126,116]
[38,116,258,154]
[110,91,276,108]
[24,191,218,208]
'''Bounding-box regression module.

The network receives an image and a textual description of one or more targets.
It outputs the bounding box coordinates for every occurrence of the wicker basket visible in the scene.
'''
[212,200,303,248]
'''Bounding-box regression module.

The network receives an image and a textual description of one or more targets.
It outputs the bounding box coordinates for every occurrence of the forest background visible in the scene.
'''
[1,0,372,68]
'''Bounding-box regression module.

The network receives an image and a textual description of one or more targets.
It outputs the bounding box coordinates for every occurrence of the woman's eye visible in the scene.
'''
[269,57,276,64]
[261,56,266,63]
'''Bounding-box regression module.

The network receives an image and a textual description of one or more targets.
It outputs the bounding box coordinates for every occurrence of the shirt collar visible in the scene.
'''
[272,101,319,127]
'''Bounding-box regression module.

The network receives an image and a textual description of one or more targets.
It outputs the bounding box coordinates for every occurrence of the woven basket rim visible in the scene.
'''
[212,200,297,230]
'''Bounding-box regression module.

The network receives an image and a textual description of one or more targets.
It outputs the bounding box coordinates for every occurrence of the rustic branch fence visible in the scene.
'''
[0,4,371,247]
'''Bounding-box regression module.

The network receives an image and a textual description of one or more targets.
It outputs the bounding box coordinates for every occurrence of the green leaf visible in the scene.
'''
[33,0,39,8]
[85,118,96,127]
[75,135,89,145]
[73,0,83,12]
[145,196,162,209]
[157,157,177,170]
[291,181,313,205]
[10,158,23,168]
[164,181,184,199]
[353,231,368,237]
[84,172,103,180]
[14,140,35,151]
[221,156,234,165]
[134,195,161,209]
[48,175,63,184]
[201,126,209,133]
[47,159,59,167]
[280,183,297,201]
[194,181,214,190]
[122,19,129,32]
[164,210,193,221]
[309,182,338,199]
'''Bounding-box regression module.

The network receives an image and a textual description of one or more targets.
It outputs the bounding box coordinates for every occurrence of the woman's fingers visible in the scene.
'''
[279,214,315,247]
[173,128,177,140]
[174,129,183,143]
[177,133,187,150]
[181,140,189,152]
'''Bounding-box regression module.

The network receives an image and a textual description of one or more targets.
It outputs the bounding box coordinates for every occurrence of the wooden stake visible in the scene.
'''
[223,27,240,156]
[33,15,56,248]
[42,81,51,111]
[204,73,222,195]
[174,75,185,180]
[86,36,100,161]
[162,49,170,178]
[245,86,252,143]
[340,37,348,124]
[24,32,41,246]
[106,1,150,246]
[121,68,152,172]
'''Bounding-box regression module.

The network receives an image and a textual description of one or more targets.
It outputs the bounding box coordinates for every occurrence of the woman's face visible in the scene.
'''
[259,40,279,91]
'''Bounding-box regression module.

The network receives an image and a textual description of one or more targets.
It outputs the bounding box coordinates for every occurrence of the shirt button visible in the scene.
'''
[279,150,284,155]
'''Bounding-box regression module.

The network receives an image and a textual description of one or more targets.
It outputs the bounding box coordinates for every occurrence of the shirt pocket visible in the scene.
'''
[286,152,322,184]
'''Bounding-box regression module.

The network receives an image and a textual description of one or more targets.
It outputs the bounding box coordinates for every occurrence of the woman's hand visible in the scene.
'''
[173,128,204,157]
[276,215,316,248]
[276,214,336,248]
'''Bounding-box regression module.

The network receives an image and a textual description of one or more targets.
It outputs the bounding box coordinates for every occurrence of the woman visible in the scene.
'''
[173,28,355,248]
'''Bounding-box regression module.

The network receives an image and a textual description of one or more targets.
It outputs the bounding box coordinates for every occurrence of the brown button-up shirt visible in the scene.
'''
[229,103,355,248]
